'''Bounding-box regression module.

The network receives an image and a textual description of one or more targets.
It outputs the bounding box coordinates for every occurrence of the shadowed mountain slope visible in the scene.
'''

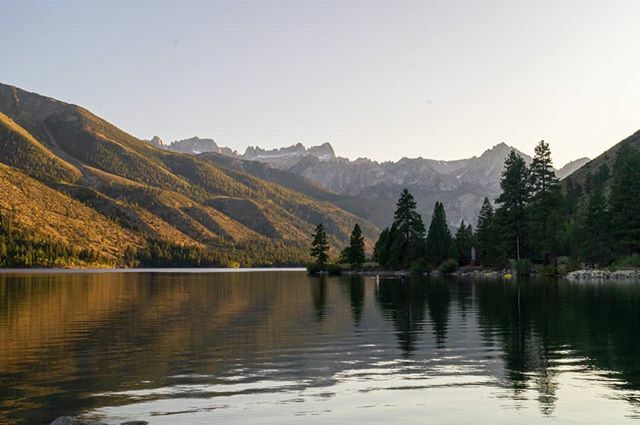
[562,130,640,191]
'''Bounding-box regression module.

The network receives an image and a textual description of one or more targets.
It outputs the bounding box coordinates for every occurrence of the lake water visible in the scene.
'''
[1,270,640,424]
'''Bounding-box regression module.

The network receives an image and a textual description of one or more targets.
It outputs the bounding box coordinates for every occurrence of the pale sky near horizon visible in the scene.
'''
[3,0,640,166]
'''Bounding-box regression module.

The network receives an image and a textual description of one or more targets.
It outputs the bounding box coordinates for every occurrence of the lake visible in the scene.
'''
[1,270,640,424]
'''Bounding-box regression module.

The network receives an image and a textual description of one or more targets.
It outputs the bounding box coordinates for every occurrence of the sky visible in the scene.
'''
[3,0,640,166]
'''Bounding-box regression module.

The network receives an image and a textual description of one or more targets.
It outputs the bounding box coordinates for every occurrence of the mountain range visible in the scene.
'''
[149,137,589,227]
[2,82,632,267]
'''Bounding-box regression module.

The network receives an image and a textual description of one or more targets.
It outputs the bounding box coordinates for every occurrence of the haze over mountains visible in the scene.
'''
[148,136,589,227]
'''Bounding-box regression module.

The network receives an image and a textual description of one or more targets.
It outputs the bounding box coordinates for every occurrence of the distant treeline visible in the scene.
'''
[369,140,640,273]
[132,238,308,268]
[0,212,310,268]
[0,213,108,267]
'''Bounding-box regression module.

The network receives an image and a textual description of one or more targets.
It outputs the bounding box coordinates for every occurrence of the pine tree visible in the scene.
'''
[528,140,561,263]
[564,176,583,215]
[426,202,452,266]
[609,146,640,256]
[310,223,330,267]
[475,197,494,265]
[495,150,530,260]
[373,227,392,267]
[578,188,610,266]
[387,189,427,268]
[453,220,473,265]
[343,223,366,268]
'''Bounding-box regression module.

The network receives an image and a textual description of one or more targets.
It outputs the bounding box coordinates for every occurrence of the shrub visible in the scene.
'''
[439,259,458,275]
[326,263,343,275]
[306,262,322,275]
[515,259,533,276]
[306,262,343,275]
[566,257,580,273]
[411,258,429,274]
[613,254,640,269]
[541,265,557,278]
[361,261,379,270]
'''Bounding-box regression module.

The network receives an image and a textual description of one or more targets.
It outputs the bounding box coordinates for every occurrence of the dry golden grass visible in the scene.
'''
[0,164,141,259]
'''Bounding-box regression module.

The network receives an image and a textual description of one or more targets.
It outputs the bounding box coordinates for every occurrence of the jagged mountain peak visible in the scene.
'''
[147,135,165,147]
[243,142,336,163]
[480,142,528,159]
[168,136,220,154]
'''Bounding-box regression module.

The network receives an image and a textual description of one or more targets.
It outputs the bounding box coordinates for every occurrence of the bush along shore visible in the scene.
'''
[308,141,640,280]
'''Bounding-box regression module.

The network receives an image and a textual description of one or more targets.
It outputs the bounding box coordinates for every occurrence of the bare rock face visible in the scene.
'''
[146,135,165,148]
[168,136,220,154]
[243,142,336,168]
[238,141,589,227]
[242,142,531,226]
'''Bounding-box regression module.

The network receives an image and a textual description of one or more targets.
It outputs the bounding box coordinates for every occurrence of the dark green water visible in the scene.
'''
[1,270,640,424]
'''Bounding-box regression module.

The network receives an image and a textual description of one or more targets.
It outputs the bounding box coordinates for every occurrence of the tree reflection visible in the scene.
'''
[376,278,428,356]
[338,275,365,326]
[425,277,452,348]
[311,276,327,322]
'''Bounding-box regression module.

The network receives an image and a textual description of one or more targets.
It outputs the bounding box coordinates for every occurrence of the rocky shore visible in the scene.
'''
[346,267,640,281]
[344,268,513,279]
[50,417,147,425]
[567,269,640,281]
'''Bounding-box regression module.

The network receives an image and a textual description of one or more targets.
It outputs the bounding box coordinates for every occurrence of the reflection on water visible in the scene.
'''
[1,271,640,424]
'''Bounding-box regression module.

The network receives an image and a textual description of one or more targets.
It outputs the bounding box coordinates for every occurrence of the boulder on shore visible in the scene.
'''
[567,269,640,281]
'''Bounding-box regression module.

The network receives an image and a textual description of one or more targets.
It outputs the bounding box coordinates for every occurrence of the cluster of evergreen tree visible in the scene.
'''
[0,212,106,267]
[372,140,640,271]
[563,146,640,266]
[309,222,366,271]
[477,141,640,268]
[374,189,470,270]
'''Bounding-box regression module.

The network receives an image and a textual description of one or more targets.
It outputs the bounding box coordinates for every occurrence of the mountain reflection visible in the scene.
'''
[2,272,640,424]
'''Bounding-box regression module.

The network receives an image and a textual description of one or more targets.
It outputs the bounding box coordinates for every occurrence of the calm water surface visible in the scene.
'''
[1,270,640,424]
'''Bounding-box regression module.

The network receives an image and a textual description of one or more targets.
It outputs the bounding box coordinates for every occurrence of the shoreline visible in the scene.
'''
[0,267,307,274]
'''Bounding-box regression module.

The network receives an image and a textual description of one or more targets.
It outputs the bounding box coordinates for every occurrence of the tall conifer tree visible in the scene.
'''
[342,223,366,268]
[475,197,494,265]
[372,189,426,269]
[495,150,530,260]
[426,202,452,266]
[310,223,330,267]
[453,220,473,265]
[528,140,561,263]
[578,188,610,266]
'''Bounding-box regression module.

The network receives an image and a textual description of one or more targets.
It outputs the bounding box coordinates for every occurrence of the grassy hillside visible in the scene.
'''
[0,83,380,267]
[0,112,81,183]
[0,163,141,262]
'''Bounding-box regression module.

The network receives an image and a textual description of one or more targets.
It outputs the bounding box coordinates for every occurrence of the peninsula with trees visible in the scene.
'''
[309,140,640,278]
